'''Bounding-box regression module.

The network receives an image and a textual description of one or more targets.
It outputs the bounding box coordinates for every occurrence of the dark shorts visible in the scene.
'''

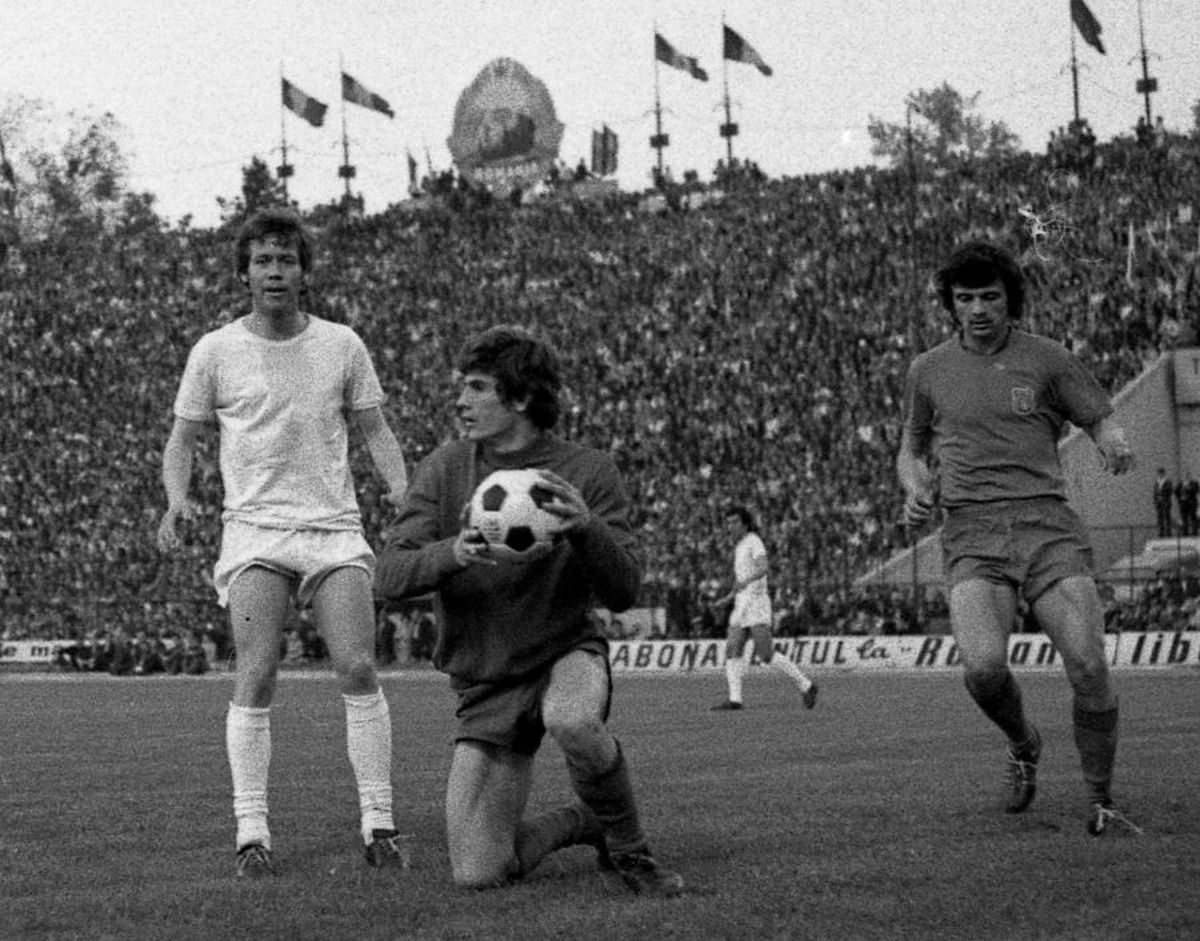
[941,497,1095,603]
[450,637,611,757]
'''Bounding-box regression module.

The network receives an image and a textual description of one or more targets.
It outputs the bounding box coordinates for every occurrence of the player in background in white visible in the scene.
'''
[711,506,818,711]
[156,209,411,877]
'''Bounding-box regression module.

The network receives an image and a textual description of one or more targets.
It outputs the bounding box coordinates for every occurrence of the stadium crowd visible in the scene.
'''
[3,127,1200,656]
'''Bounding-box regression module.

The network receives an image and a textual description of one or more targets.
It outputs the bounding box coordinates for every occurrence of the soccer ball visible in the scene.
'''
[468,469,561,563]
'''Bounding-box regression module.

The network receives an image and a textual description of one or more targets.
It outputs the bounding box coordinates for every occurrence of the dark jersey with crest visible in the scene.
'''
[375,434,641,684]
[902,328,1112,508]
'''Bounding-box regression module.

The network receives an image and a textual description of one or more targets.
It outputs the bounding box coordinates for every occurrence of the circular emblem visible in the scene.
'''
[447,58,565,192]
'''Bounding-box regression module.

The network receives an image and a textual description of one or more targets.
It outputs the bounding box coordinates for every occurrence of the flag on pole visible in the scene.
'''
[655,33,708,81]
[1071,0,1105,54]
[281,78,328,127]
[407,149,419,189]
[342,72,395,118]
[723,25,773,76]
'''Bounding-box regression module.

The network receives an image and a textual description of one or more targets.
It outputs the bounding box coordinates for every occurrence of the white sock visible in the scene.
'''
[344,689,396,844]
[769,655,813,692]
[226,703,271,851]
[725,656,746,703]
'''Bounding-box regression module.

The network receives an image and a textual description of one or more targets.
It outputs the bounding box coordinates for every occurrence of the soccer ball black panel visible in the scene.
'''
[481,484,507,512]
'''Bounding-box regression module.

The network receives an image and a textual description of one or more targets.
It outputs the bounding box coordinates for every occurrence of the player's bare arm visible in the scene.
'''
[896,426,936,525]
[1083,416,1135,476]
[351,406,409,505]
[157,417,207,553]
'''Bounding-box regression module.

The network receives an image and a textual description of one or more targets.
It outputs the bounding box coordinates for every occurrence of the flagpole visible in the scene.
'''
[720,15,735,165]
[1069,21,1081,125]
[650,28,667,181]
[1135,0,1156,125]
[278,62,293,202]
[337,52,356,205]
[904,98,920,356]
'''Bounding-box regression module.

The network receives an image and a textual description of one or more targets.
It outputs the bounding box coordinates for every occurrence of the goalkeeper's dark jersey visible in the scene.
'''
[902,328,1112,508]
[375,434,641,684]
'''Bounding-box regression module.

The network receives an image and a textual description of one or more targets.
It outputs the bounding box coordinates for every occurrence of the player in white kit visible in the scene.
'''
[711,506,819,711]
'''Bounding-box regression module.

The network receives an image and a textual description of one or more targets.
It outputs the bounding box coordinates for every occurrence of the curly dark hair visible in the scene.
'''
[934,240,1025,320]
[457,325,563,430]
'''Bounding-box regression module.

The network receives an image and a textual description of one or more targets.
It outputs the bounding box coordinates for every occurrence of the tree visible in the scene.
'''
[216,155,289,223]
[0,94,147,238]
[114,191,166,237]
[867,82,1021,170]
[0,95,142,237]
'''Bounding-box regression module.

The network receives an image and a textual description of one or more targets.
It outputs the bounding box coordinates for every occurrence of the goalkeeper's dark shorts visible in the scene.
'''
[450,637,611,756]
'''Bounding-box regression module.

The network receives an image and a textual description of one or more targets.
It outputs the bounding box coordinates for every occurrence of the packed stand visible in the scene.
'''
[2,130,1198,650]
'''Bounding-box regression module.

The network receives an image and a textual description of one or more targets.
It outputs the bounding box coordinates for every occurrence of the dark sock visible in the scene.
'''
[568,742,646,857]
[514,804,593,878]
[966,670,1033,747]
[1073,700,1119,804]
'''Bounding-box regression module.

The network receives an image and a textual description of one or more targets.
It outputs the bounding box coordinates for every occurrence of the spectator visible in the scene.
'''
[2,130,1198,646]
[1177,472,1198,537]
[1154,468,1175,537]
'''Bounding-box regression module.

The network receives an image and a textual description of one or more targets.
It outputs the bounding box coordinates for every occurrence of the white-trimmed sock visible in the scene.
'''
[344,689,396,844]
[226,703,271,851]
[725,655,746,704]
[769,655,813,692]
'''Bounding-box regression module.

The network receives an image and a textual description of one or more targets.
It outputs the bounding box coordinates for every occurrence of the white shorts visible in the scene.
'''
[213,519,375,608]
[729,594,771,629]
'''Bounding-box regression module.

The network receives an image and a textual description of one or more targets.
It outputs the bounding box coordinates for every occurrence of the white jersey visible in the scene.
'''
[729,532,771,628]
[174,315,384,530]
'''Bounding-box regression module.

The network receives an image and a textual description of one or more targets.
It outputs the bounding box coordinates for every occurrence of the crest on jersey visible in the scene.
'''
[1011,387,1036,415]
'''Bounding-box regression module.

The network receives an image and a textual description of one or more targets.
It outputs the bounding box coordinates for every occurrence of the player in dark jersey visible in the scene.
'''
[375,326,683,895]
[897,241,1139,836]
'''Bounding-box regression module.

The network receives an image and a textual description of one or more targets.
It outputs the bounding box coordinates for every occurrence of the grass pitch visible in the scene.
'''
[2,668,1197,941]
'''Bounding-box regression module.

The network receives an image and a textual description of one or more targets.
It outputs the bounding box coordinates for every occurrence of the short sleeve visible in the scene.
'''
[345,331,385,411]
[173,336,215,422]
[902,357,934,453]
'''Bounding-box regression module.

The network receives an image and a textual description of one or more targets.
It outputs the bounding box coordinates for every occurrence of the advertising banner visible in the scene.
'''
[606,632,1200,674]
[5,633,1198,671]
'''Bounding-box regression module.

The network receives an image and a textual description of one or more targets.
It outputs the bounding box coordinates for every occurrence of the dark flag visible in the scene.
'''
[602,125,618,175]
[342,72,395,118]
[655,33,708,81]
[723,25,773,76]
[407,149,418,189]
[1071,0,1106,54]
[591,125,619,176]
[281,78,328,128]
